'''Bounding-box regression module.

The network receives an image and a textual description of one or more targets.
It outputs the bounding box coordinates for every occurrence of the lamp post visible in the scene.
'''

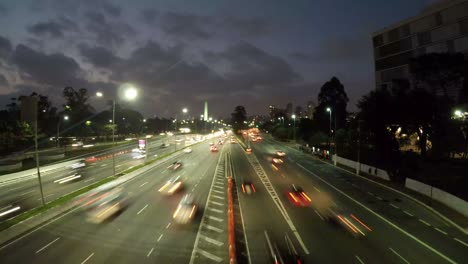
[326,107,332,161]
[96,85,138,176]
[291,114,296,141]
[56,115,69,148]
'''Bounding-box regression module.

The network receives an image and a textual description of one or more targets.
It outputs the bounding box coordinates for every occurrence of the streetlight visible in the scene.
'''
[454,110,463,118]
[96,85,138,176]
[326,107,332,162]
[56,115,69,148]
[292,114,296,141]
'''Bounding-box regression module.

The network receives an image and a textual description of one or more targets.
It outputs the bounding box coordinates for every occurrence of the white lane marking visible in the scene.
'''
[367,191,374,196]
[232,169,252,264]
[101,164,107,167]
[207,207,223,213]
[20,190,35,196]
[214,182,224,186]
[137,204,148,215]
[389,247,410,264]
[37,193,55,201]
[313,186,321,192]
[84,178,95,183]
[212,195,225,200]
[189,150,225,264]
[198,249,223,262]
[147,248,154,257]
[454,238,468,248]
[213,185,224,189]
[200,235,224,246]
[0,206,20,217]
[210,201,223,206]
[296,163,456,264]
[207,215,223,222]
[419,219,431,226]
[403,210,414,217]
[245,150,309,255]
[434,228,448,235]
[157,234,164,242]
[140,182,148,187]
[35,237,60,254]
[116,164,123,168]
[212,189,224,194]
[390,203,400,209]
[355,255,365,264]
[376,196,383,200]
[205,225,223,233]
[314,210,324,221]
[80,252,95,264]
[166,223,171,229]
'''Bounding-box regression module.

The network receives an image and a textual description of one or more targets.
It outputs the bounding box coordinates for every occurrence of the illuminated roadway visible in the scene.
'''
[0,135,466,263]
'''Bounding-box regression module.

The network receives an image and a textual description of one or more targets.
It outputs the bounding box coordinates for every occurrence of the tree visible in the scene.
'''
[62,87,95,137]
[231,105,247,132]
[314,77,349,133]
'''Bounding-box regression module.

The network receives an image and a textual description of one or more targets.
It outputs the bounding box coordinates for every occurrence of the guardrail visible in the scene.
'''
[226,152,236,264]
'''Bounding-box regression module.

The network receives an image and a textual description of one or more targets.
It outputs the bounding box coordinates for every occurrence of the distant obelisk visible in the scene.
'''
[204,101,208,121]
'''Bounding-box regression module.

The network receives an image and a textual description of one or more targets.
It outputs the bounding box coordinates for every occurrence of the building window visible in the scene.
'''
[373,35,383,47]
[378,37,412,58]
[417,32,432,46]
[375,51,413,71]
[435,12,442,26]
[400,24,410,38]
[460,19,468,35]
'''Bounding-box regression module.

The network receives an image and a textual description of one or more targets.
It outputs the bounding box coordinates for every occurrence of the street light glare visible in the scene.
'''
[292,114,296,119]
[124,87,138,100]
[64,115,69,120]
[182,108,188,113]
[454,110,462,117]
[326,107,331,112]
[96,92,103,97]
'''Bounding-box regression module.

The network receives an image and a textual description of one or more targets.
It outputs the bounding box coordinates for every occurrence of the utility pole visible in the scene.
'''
[334,109,337,166]
[112,100,116,177]
[357,120,361,175]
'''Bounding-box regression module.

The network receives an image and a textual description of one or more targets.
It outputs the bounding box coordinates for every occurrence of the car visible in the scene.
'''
[86,187,128,224]
[133,154,146,159]
[230,139,236,144]
[241,181,256,194]
[85,156,97,163]
[264,231,303,264]
[173,194,198,224]
[167,161,182,170]
[324,207,372,238]
[246,147,252,153]
[276,151,286,157]
[159,176,183,195]
[209,142,214,146]
[161,143,170,148]
[69,161,86,169]
[272,158,283,165]
[183,147,193,153]
[287,185,311,207]
[132,148,145,153]
[210,146,219,152]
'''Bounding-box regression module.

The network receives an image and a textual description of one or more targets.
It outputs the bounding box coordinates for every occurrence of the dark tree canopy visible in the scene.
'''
[231,105,247,132]
[314,77,349,133]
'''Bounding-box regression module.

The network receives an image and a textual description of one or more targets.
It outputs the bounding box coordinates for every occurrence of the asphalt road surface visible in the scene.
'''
[0,134,466,264]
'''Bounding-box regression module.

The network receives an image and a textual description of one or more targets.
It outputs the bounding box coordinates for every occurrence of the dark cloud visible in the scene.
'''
[0,3,7,15]
[78,44,120,68]
[160,12,213,40]
[12,44,84,86]
[48,0,121,17]
[0,35,12,60]
[0,73,8,87]
[84,11,136,48]
[27,17,78,38]
[141,8,159,25]
[206,42,301,88]
[222,17,270,37]
[290,36,370,63]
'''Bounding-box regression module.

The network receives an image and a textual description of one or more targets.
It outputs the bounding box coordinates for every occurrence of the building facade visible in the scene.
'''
[372,0,468,99]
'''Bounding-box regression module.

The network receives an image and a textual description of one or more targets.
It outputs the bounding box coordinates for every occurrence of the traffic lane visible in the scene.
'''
[253,142,460,264]
[230,146,297,264]
[237,144,396,263]
[0,142,213,263]
[262,138,464,237]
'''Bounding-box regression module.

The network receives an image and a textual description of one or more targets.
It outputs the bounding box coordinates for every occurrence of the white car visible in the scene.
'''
[184,148,193,153]
[173,194,198,224]
[276,151,286,157]
[133,154,146,159]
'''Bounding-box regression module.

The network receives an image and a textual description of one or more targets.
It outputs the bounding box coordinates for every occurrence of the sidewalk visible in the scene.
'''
[264,136,468,233]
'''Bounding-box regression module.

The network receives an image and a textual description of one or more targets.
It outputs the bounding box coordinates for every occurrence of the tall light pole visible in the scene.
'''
[291,114,296,141]
[96,85,138,176]
[56,115,69,148]
[326,107,332,161]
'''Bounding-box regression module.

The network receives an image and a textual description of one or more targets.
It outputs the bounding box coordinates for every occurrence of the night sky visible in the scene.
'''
[0,0,438,118]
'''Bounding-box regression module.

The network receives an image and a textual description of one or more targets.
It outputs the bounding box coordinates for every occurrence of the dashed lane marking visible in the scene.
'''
[80,252,95,264]
[403,210,414,217]
[147,248,154,257]
[207,207,223,213]
[140,182,148,187]
[137,204,148,215]
[207,215,223,222]
[198,249,223,262]
[157,234,164,242]
[390,203,400,209]
[212,190,224,194]
[454,238,468,248]
[355,255,365,264]
[212,195,225,200]
[205,225,223,233]
[389,247,410,264]
[166,223,171,229]
[210,201,223,206]
[314,210,324,221]
[419,219,431,226]
[35,237,60,254]
[200,235,224,246]
[434,228,448,235]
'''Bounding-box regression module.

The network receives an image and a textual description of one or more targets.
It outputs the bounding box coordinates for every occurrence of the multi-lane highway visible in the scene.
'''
[0,132,466,263]
[0,135,193,221]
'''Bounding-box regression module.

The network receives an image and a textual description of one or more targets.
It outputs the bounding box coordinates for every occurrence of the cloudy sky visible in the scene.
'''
[0,0,437,118]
